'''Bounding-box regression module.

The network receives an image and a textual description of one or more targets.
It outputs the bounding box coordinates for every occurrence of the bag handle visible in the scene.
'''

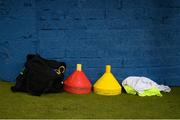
[55,66,65,75]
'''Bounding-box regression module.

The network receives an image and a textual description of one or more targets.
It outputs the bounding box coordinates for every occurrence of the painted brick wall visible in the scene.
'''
[0,0,180,86]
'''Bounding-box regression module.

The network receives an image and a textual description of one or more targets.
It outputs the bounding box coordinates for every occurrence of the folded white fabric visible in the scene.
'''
[122,76,171,94]
[157,85,171,92]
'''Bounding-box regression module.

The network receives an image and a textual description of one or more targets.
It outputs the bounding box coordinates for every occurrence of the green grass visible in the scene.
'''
[0,81,180,119]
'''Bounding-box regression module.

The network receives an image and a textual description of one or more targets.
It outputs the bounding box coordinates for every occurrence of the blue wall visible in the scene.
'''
[0,0,180,86]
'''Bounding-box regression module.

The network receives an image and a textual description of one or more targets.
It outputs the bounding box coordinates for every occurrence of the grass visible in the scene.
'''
[0,80,180,119]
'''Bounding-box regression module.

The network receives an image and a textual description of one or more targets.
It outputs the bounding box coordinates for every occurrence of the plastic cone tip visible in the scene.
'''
[77,64,82,71]
[106,65,111,73]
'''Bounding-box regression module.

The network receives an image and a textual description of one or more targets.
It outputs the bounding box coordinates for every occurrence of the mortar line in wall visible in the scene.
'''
[85,65,180,69]
[115,65,180,69]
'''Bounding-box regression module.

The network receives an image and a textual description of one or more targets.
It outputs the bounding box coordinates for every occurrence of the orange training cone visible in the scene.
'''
[93,65,122,95]
[64,64,92,94]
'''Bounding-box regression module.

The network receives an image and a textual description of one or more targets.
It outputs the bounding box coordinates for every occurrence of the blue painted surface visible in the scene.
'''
[0,0,180,86]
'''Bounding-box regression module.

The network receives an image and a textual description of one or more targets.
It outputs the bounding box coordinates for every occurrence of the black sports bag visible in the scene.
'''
[11,54,66,96]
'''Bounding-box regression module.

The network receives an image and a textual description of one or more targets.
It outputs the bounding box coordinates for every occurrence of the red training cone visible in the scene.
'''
[64,64,92,94]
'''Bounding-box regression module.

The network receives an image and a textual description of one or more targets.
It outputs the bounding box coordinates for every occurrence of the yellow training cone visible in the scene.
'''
[93,65,122,95]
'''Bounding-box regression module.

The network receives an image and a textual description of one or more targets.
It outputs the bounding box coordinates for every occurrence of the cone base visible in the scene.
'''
[64,85,91,94]
[94,87,121,96]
